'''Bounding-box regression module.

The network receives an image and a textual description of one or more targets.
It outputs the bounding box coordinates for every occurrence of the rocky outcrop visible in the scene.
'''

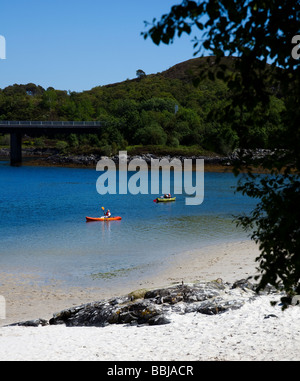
[1,146,278,168]
[9,318,48,327]
[41,152,228,167]
[38,150,262,167]
[41,148,280,167]
[44,153,99,166]
[10,278,281,328]
[7,278,286,328]
[0,148,9,157]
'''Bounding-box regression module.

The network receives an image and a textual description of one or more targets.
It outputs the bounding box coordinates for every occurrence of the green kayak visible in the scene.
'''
[155,197,176,203]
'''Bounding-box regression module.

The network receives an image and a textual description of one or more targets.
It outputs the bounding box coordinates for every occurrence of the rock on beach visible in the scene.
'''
[10,279,281,328]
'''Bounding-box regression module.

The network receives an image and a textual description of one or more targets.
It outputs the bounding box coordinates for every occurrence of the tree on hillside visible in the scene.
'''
[143,0,300,305]
[136,69,146,80]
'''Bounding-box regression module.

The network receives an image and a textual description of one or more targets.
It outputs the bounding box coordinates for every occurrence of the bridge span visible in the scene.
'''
[0,121,104,165]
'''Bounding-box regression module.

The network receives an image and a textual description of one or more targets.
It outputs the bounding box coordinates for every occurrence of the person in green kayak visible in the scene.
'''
[164,193,172,198]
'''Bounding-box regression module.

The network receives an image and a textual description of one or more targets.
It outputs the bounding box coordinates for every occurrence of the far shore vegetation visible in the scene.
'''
[0,56,285,159]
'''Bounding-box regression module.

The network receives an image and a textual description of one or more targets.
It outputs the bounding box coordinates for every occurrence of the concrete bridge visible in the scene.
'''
[0,121,104,165]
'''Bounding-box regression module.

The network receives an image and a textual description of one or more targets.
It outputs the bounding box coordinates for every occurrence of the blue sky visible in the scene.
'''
[0,0,198,92]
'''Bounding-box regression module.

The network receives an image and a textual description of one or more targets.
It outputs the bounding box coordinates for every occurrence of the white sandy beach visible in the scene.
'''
[0,240,300,361]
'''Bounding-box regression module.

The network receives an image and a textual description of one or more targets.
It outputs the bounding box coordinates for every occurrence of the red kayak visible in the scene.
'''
[86,216,122,222]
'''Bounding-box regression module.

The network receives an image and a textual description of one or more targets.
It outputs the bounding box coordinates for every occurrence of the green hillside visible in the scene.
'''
[0,56,285,157]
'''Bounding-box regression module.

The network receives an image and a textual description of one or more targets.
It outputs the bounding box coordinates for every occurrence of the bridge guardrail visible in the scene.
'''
[0,121,103,126]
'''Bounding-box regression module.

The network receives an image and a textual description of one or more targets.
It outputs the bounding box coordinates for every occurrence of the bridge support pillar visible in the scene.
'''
[10,132,22,166]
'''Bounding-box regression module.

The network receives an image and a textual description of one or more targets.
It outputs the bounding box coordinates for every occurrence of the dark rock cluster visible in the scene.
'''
[1,146,279,168]
[8,279,281,328]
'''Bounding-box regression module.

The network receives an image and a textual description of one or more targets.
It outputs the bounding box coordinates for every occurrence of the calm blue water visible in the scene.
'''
[0,161,256,289]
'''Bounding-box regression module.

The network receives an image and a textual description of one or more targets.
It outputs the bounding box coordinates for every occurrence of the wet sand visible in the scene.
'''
[0,240,260,327]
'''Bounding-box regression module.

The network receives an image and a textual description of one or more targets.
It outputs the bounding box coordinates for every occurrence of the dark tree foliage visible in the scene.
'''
[144,0,300,303]
[136,69,146,79]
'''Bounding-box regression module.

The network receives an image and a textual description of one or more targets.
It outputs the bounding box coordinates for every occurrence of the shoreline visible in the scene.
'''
[1,239,300,362]
[1,155,234,172]
[0,156,271,174]
[0,147,275,173]
[0,239,260,327]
